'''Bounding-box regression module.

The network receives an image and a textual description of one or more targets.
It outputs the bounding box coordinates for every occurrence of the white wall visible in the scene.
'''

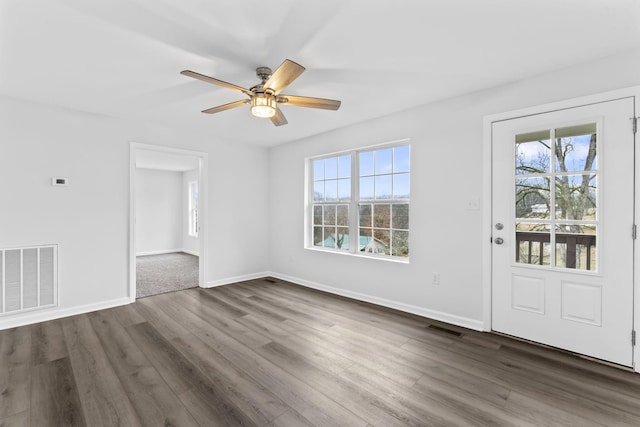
[0,96,269,328]
[3,47,639,330]
[182,168,200,255]
[268,48,640,329]
[135,168,183,255]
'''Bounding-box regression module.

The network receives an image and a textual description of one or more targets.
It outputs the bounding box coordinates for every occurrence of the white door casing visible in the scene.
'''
[491,97,635,366]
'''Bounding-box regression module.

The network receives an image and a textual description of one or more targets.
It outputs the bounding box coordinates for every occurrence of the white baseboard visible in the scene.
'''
[204,271,271,288]
[266,272,484,332]
[137,249,199,256]
[0,297,131,330]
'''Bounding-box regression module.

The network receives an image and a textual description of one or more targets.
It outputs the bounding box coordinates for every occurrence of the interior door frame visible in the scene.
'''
[128,142,209,302]
[482,86,639,372]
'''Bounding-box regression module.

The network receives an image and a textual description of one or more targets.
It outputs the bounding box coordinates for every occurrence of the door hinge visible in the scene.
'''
[633,330,636,346]
[633,117,638,134]
[634,224,637,240]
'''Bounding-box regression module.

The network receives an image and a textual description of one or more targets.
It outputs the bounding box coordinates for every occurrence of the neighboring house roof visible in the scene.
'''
[322,233,388,252]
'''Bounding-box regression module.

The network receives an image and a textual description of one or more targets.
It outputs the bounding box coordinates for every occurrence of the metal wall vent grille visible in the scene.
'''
[1,245,58,315]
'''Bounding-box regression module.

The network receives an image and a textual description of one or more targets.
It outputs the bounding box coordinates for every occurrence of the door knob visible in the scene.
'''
[495,237,504,245]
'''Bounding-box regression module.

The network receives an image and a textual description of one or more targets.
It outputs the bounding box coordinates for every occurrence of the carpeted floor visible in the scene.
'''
[136,252,199,298]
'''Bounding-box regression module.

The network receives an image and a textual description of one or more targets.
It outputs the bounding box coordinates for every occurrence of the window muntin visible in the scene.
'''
[309,142,410,259]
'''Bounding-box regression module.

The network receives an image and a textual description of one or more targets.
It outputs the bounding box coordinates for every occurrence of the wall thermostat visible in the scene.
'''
[51,177,69,186]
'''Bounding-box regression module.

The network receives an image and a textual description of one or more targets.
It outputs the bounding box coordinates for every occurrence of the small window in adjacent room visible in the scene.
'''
[188,181,199,237]
[308,141,410,260]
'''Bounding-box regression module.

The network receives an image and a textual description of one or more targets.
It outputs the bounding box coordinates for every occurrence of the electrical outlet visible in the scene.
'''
[432,272,440,285]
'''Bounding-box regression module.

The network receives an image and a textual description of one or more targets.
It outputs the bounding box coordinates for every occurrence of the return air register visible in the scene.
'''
[0,245,58,315]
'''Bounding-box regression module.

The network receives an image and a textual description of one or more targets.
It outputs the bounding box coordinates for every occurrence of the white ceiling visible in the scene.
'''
[2,0,640,147]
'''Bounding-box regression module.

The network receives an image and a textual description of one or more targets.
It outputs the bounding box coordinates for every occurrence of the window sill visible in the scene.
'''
[305,246,410,264]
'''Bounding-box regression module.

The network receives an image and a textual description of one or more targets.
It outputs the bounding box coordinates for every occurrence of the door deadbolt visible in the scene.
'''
[494,237,504,245]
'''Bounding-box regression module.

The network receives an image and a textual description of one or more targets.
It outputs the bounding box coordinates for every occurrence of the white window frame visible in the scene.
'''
[307,139,410,261]
[188,180,199,237]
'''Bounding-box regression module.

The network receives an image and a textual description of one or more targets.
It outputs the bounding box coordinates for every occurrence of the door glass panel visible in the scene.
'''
[514,123,598,271]
[555,124,597,172]
[516,177,550,219]
[555,224,597,270]
[516,130,551,174]
[515,222,551,266]
[555,174,596,221]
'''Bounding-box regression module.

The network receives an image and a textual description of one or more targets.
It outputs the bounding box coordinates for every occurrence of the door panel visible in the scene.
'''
[492,97,635,366]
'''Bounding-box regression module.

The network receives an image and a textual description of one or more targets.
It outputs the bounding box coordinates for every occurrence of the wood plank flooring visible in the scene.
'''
[2,277,640,426]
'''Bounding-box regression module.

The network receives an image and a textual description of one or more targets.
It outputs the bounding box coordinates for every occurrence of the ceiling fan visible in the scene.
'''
[180,59,341,126]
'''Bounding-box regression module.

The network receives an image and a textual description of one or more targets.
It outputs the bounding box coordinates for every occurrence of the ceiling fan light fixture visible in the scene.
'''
[250,92,277,118]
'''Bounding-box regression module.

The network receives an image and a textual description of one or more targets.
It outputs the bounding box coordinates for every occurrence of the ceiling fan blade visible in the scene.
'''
[277,95,341,110]
[181,70,253,96]
[202,99,249,114]
[270,106,288,126]
[263,59,305,95]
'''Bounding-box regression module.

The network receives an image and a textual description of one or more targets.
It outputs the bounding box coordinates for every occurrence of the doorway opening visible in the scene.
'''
[129,143,208,300]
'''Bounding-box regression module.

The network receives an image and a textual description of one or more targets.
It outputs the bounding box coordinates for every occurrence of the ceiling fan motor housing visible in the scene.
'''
[256,66,273,83]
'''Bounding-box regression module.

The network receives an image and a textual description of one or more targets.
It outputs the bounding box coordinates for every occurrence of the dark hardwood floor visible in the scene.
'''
[2,277,640,426]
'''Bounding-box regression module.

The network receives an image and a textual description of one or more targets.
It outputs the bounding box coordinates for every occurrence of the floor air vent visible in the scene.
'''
[1,245,57,315]
[428,324,463,337]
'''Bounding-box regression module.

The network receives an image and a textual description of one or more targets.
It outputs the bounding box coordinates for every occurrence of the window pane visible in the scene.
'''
[338,178,351,201]
[373,229,391,255]
[337,205,349,226]
[338,155,351,178]
[516,132,551,175]
[359,228,372,251]
[516,177,550,219]
[393,145,410,173]
[313,226,323,246]
[337,227,349,250]
[359,151,374,176]
[359,204,372,227]
[313,159,324,181]
[373,204,390,228]
[555,174,596,221]
[360,176,374,200]
[313,181,324,201]
[325,157,338,179]
[313,205,322,225]
[375,148,393,175]
[375,175,392,199]
[323,227,336,248]
[325,179,338,201]
[555,124,597,172]
[393,173,410,198]
[323,205,336,225]
[392,204,409,230]
[392,230,409,257]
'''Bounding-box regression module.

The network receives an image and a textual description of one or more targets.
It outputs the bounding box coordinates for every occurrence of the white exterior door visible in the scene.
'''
[492,97,635,366]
